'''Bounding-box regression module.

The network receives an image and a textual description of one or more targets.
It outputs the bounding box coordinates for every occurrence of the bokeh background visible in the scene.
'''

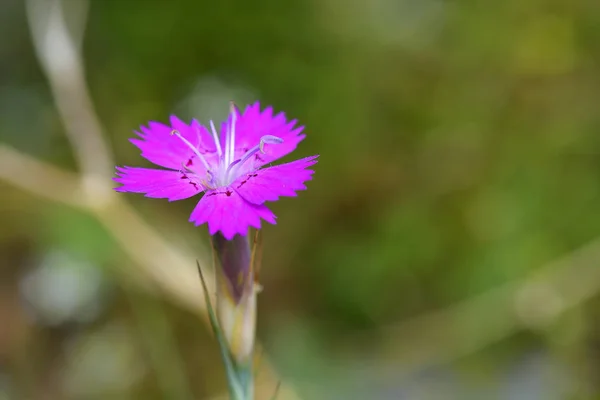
[2,0,600,399]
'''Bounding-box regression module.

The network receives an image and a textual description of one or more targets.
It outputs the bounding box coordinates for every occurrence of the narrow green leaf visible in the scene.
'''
[196,260,244,399]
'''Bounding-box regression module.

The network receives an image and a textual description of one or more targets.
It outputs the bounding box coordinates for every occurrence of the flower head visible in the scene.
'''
[114,102,318,239]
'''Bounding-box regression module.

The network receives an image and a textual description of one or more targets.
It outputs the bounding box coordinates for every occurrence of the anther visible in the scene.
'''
[171,129,211,171]
[226,135,284,181]
[259,135,284,153]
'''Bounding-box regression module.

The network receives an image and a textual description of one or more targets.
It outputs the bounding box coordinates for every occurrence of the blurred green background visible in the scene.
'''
[2,0,600,398]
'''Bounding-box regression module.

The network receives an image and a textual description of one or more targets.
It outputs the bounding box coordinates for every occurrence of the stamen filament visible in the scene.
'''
[225,159,242,176]
[171,130,211,171]
[228,135,284,178]
[228,103,237,167]
[209,120,223,158]
[224,120,231,167]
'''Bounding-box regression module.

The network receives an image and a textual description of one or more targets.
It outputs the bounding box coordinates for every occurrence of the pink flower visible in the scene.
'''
[113,102,318,239]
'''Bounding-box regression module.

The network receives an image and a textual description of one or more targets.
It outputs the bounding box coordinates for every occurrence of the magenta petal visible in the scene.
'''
[113,167,203,201]
[233,155,318,205]
[189,188,277,239]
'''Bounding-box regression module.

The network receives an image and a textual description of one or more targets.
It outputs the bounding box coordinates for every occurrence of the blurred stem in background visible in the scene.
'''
[126,287,195,400]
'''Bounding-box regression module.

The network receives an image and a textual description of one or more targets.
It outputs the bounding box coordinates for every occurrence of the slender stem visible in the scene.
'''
[197,261,245,399]
[211,233,257,400]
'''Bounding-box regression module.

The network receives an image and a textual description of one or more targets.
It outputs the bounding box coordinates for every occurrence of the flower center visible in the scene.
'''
[171,103,283,190]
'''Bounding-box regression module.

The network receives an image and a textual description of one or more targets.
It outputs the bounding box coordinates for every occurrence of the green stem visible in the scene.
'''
[197,261,253,400]
[236,363,254,400]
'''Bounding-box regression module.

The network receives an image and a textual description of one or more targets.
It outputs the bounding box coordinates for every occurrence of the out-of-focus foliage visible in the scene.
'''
[2,0,600,398]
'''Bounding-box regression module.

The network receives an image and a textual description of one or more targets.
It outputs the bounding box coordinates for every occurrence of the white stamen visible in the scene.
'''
[228,102,237,167]
[170,130,211,171]
[225,159,242,176]
[224,119,231,167]
[228,135,283,179]
[209,120,222,157]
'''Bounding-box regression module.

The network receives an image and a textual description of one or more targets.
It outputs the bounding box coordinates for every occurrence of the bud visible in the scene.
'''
[212,232,257,365]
